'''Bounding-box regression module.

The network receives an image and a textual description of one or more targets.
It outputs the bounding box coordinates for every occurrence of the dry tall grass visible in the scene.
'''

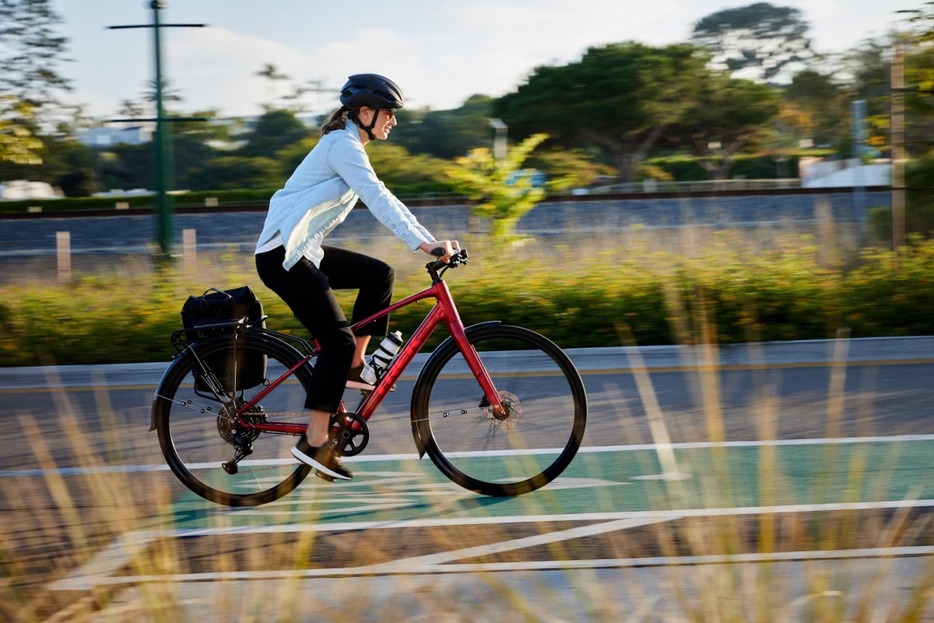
[2,223,933,621]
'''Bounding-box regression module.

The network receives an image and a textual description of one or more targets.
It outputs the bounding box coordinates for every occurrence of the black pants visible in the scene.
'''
[255,245,394,413]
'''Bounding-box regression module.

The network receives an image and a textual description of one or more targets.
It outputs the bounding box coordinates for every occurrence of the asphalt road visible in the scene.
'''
[3,337,934,621]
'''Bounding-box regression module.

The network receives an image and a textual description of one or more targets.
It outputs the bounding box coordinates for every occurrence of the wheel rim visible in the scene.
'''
[416,326,586,496]
[156,337,312,506]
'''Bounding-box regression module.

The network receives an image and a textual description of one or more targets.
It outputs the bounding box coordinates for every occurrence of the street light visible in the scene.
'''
[108,2,206,257]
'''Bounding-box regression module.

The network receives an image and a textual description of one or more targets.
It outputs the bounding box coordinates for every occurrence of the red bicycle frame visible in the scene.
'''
[232,267,505,435]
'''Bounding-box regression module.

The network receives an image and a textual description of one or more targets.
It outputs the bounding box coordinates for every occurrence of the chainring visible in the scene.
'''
[329,412,370,457]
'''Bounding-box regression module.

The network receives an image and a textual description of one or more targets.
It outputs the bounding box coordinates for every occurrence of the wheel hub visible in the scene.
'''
[487,391,521,426]
[217,401,265,446]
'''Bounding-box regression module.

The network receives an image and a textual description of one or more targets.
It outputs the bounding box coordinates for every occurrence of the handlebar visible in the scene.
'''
[426,248,468,281]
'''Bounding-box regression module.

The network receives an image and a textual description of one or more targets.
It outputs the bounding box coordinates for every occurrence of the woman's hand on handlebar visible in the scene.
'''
[419,240,460,263]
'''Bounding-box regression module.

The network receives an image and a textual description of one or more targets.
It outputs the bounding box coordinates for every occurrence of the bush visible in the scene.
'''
[2,235,934,367]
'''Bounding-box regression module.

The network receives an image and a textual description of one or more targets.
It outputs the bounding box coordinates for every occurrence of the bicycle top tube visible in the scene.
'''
[349,248,469,336]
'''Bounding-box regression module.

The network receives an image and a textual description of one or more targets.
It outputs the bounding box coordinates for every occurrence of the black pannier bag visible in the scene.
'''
[180,286,267,392]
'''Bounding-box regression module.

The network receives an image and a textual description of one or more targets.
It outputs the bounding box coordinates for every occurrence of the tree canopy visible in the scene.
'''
[0,0,71,163]
[690,2,818,85]
[494,41,780,182]
[666,76,780,179]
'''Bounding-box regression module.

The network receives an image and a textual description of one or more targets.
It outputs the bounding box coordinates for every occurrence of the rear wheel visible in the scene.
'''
[152,333,312,506]
[411,325,587,496]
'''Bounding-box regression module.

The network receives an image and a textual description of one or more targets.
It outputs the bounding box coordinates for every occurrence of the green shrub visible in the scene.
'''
[2,234,934,367]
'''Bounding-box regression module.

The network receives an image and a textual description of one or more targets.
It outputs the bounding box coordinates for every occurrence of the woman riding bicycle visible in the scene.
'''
[254,73,459,481]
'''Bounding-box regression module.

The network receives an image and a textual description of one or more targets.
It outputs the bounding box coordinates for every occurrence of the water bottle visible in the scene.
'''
[360,331,404,384]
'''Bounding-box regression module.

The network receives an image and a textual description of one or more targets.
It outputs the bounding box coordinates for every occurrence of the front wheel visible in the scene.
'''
[411,325,587,496]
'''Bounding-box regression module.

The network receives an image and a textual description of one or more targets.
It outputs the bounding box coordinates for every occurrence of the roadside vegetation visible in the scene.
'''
[1,227,933,367]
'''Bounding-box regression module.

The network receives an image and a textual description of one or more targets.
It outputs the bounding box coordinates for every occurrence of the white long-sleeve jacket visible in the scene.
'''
[255,119,433,269]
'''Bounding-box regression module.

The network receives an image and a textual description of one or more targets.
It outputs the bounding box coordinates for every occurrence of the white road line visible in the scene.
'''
[48,498,934,590]
[577,434,934,453]
[50,542,934,589]
[360,517,675,573]
[9,434,934,479]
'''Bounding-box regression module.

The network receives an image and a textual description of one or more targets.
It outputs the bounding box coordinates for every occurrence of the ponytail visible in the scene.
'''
[320,106,349,135]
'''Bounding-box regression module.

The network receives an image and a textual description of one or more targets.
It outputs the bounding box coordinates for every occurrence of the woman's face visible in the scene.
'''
[360,106,397,141]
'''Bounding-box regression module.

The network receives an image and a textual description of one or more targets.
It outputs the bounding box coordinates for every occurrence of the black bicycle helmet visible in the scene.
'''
[339,73,405,110]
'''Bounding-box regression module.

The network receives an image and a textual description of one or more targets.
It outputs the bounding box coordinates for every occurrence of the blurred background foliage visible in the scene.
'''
[1,2,932,201]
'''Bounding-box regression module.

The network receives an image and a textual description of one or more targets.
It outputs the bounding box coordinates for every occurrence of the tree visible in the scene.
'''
[524,148,614,192]
[906,1,934,45]
[57,168,99,197]
[255,63,291,109]
[665,76,780,179]
[690,2,818,85]
[280,79,329,115]
[187,156,282,191]
[779,70,850,151]
[393,95,498,160]
[495,42,711,182]
[444,133,553,241]
[365,141,454,196]
[143,78,184,115]
[837,36,934,159]
[0,129,95,182]
[117,99,145,120]
[0,101,43,164]
[0,0,71,163]
[239,109,309,159]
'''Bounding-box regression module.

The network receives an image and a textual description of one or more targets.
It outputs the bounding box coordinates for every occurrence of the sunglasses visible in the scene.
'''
[382,108,396,119]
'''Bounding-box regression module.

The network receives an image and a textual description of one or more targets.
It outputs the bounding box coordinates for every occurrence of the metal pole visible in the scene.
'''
[891,42,906,250]
[852,100,867,246]
[151,0,173,256]
[109,4,204,257]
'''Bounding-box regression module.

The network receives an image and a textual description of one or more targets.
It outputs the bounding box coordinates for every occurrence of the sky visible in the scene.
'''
[53,0,923,120]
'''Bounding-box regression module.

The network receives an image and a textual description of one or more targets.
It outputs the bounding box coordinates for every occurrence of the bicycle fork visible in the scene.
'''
[407,319,507,459]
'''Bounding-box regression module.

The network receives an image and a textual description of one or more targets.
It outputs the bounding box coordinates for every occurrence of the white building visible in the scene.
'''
[0,180,60,200]
[800,157,891,188]
[76,125,153,147]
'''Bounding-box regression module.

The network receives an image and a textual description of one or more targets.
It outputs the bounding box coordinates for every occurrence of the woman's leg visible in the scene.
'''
[255,248,354,443]
[353,336,371,369]
[320,246,395,341]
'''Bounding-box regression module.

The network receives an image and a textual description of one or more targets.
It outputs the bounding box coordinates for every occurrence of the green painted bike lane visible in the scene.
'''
[165,437,934,529]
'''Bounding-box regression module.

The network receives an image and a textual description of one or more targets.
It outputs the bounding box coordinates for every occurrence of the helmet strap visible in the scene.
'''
[351,107,379,141]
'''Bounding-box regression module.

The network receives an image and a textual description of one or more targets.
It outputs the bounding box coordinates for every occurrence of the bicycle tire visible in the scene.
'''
[152,332,312,506]
[411,324,587,496]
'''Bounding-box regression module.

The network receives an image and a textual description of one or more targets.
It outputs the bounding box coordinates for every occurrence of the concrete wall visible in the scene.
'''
[0,190,891,256]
